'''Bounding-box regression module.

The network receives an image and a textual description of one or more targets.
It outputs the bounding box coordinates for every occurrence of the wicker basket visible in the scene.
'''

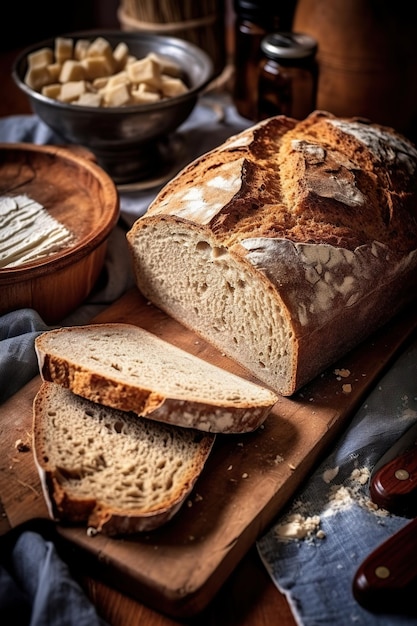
[118,0,226,76]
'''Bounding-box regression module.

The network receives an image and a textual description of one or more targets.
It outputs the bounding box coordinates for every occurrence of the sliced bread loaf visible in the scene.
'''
[126,110,417,395]
[33,381,215,535]
[35,323,278,433]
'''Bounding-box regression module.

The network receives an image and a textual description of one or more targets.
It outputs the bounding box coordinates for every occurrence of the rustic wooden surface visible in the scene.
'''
[1,287,417,620]
[2,43,417,626]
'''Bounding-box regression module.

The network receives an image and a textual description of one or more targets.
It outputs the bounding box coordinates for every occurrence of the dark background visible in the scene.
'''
[1,0,120,51]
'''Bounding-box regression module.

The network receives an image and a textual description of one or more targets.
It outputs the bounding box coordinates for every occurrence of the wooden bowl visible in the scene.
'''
[0,143,119,323]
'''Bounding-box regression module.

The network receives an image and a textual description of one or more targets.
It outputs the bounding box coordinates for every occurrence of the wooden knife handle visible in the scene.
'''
[352,517,417,615]
[370,445,417,515]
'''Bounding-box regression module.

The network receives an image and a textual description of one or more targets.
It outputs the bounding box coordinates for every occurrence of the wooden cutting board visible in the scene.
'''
[1,287,417,618]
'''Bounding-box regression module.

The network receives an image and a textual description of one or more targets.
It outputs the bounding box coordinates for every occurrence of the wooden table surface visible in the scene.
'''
[0,45,297,626]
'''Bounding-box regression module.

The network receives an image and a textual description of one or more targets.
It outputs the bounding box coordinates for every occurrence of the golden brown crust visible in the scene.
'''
[33,382,216,535]
[35,323,278,433]
[127,111,417,395]
[148,111,417,253]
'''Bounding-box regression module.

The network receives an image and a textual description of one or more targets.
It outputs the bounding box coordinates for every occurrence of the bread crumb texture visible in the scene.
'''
[127,111,417,395]
[33,382,215,534]
[35,324,278,433]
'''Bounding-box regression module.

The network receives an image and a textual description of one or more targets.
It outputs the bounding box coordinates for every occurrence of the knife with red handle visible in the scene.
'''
[352,422,417,614]
[352,517,417,614]
[369,436,417,516]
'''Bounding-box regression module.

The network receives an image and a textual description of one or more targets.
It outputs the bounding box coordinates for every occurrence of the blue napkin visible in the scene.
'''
[0,525,109,626]
[257,334,417,625]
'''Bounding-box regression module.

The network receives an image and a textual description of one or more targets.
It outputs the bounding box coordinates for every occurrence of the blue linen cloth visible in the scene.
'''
[257,335,417,625]
[0,524,108,626]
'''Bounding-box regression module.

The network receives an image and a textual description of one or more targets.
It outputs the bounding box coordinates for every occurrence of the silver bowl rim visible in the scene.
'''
[12,28,215,115]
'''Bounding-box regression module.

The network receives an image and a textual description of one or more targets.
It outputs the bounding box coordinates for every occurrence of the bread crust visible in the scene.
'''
[33,382,215,535]
[127,111,417,395]
[35,323,278,433]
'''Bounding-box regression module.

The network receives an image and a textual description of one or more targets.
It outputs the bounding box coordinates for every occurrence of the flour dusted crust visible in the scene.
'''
[127,111,417,395]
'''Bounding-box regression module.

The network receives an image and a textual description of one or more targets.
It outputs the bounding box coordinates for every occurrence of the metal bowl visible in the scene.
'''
[12,30,214,183]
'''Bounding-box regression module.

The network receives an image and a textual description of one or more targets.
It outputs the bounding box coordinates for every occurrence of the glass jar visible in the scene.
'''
[257,32,318,121]
[233,1,296,121]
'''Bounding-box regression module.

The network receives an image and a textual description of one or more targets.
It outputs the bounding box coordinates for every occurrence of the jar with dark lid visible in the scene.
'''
[257,32,318,121]
[233,1,296,121]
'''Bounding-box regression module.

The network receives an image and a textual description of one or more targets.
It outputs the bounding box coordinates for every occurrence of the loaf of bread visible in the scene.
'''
[35,323,278,433]
[33,381,215,534]
[126,110,417,395]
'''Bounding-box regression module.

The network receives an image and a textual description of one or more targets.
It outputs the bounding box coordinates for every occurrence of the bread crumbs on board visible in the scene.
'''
[334,368,351,379]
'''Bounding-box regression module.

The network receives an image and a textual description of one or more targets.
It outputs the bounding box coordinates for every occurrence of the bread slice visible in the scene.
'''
[126,110,417,395]
[35,323,278,434]
[33,381,215,535]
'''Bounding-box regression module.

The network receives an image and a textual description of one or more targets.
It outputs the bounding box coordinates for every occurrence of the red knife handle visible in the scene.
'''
[352,518,417,615]
[370,445,417,515]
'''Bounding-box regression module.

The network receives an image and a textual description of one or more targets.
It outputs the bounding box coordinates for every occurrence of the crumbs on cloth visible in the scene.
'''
[257,335,417,626]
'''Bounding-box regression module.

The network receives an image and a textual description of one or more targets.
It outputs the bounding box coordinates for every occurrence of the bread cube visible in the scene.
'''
[102,82,132,107]
[87,37,115,69]
[59,59,86,83]
[81,56,114,80]
[106,70,129,89]
[147,52,182,78]
[74,92,103,107]
[58,80,88,103]
[92,76,110,90]
[47,62,62,82]
[27,47,54,69]
[24,65,52,91]
[41,83,62,99]
[55,37,73,64]
[127,56,161,89]
[160,75,188,97]
[131,83,161,104]
[74,39,90,61]
[113,42,129,71]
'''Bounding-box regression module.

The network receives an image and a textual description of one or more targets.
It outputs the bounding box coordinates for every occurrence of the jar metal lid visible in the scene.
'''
[260,32,317,59]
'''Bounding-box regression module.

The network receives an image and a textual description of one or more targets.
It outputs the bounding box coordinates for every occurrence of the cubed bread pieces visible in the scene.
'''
[160,75,188,97]
[23,36,188,107]
[24,65,52,91]
[74,92,102,107]
[74,39,90,61]
[102,81,132,107]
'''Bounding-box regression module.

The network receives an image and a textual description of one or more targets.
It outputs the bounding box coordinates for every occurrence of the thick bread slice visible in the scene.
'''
[35,323,278,434]
[33,381,215,535]
[126,110,417,395]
